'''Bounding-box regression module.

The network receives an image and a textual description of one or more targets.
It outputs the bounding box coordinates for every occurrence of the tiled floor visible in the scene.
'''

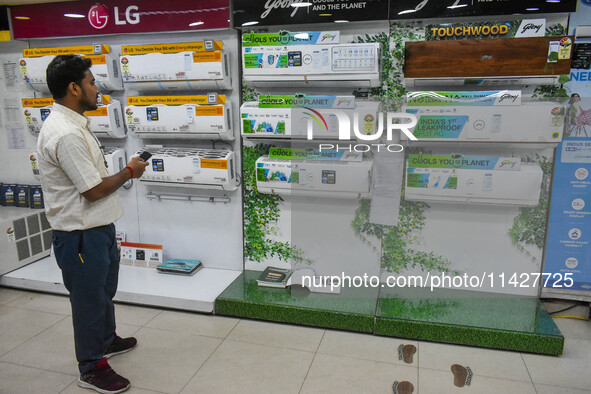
[1,288,590,394]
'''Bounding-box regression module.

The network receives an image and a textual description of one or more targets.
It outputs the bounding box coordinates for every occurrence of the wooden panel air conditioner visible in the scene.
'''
[404,36,573,86]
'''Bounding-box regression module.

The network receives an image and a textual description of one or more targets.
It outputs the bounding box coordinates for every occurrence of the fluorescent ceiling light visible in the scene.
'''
[242,21,259,26]
[64,13,85,18]
[398,9,416,15]
[334,20,349,23]
[546,0,561,2]
[14,16,30,20]
[526,7,540,11]
[291,2,312,6]
[189,21,204,26]
[294,33,310,39]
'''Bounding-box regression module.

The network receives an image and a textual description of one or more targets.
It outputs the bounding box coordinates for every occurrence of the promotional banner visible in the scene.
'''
[389,0,576,20]
[543,1,591,293]
[10,0,230,39]
[407,91,521,106]
[426,19,547,41]
[242,31,340,47]
[232,0,389,26]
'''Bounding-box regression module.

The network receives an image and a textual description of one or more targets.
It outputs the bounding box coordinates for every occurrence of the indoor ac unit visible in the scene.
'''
[86,97,126,139]
[241,100,381,139]
[0,208,52,276]
[404,36,573,87]
[120,41,231,90]
[20,45,123,93]
[125,95,233,140]
[103,147,126,175]
[21,96,126,139]
[404,163,543,206]
[255,155,373,198]
[243,43,381,87]
[139,147,237,191]
[402,101,564,143]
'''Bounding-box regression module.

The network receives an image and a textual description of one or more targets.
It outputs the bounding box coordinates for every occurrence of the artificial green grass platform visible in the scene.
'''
[215,271,564,355]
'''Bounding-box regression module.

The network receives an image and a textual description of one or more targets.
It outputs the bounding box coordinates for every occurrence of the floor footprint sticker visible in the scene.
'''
[392,380,414,394]
[398,344,417,364]
[451,364,473,387]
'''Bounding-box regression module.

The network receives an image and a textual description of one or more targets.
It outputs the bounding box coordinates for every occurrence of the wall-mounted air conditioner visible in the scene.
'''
[255,156,373,198]
[139,147,237,191]
[404,36,573,87]
[243,43,381,87]
[120,41,231,91]
[125,95,233,140]
[20,45,123,93]
[87,96,126,139]
[241,100,381,140]
[404,161,542,206]
[21,96,126,138]
[402,101,564,143]
[103,147,126,175]
[574,26,591,42]
[0,208,52,276]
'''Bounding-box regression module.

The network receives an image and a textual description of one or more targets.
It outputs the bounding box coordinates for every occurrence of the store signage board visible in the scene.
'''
[390,0,577,20]
[10,0,230,39]
[233,0,388,26]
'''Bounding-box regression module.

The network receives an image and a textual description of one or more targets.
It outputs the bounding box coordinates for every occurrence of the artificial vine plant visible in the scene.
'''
[353,24,457,275]
[242,82,312,266]
[508,154,553,262]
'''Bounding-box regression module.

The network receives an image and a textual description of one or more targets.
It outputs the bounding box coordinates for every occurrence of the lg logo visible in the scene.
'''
[88,4,140,30]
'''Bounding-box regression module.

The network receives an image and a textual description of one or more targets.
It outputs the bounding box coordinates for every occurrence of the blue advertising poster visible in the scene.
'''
[543,0,591,292]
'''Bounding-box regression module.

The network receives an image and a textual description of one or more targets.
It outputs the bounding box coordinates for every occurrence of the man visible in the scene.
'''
[36,55,148,394]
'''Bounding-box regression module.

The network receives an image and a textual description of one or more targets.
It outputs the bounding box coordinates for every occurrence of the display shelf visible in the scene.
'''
[215,270,377,333]
[0,255,241,313]
[216,271,564,355]
[375,286,564,356]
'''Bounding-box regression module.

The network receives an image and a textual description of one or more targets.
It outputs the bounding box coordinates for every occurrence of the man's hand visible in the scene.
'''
[126,156,149,179]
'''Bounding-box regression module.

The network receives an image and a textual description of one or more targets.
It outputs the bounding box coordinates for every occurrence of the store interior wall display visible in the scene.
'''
[0,0,590,358]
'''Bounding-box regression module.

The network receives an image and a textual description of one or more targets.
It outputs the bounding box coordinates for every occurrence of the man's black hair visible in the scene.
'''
[46,55,92,100]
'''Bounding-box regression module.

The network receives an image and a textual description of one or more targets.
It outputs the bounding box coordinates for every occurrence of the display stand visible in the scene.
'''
[1,256,240,312]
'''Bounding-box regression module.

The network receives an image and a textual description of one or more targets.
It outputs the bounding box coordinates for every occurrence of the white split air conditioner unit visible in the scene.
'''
[87,98,126,139]
[404,163,543,206]
[120,41,231,91]
[242,43,381,87]
[255,156,373,198]
[103,147,126,175]
[140,147,237,191]
[241,100,381,140]
[21,97,126,139]
[125,96,233,140]
[402,102,564,143]
[20,46,123,93]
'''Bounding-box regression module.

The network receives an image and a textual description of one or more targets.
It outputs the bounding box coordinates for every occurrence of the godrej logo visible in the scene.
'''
[304,109,418,153]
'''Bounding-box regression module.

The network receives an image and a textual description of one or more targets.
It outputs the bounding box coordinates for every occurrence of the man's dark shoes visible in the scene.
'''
[78,357,130,394]
[105,334,137,358]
